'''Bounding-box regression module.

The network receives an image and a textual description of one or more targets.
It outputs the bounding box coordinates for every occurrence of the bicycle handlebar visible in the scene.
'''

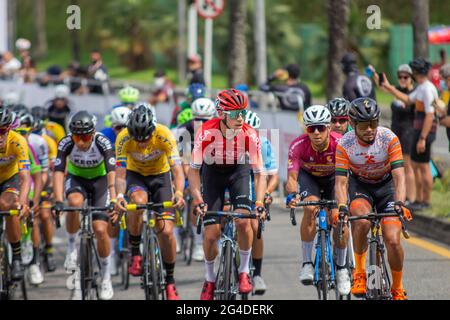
[0,209,20,217]
[125,201,173,211]
[293,200,337,207]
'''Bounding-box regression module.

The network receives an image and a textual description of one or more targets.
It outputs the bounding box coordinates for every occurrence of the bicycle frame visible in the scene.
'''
[314,207,335,287]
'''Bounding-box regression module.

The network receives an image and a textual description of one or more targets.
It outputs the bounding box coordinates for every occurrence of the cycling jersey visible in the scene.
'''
[42,132,58,162]
[101,127,117,148]
[28,133,49,172]
[55,133,115,179]
[288,131,341,177]
[45,121,66,143]
[28,143,42,175]
[116,125,180,176]
[173,119,208,162]
[250,136,278,202]
[409,80,439,134]
[0,130,30,184]
[190,118,264,173]
[335,127,404,184]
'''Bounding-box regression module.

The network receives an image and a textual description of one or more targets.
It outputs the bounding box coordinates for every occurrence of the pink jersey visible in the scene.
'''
[288,131,341,177]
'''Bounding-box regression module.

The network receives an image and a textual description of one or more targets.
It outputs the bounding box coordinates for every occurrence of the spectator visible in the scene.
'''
[341,52,376,101]
[380,57,439,210]
[260,63,312,112]
[438,64,450,151]
[38,65,63,87]
[0,51,22,79]
[150,69,177,106]
[187,54,205,85]
[45,84,72,129]
[15,38,36,83]
[430,49,447,91]
[87,49,109,94]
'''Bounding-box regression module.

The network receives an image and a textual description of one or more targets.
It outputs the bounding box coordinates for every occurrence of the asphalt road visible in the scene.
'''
[21,205,450,300]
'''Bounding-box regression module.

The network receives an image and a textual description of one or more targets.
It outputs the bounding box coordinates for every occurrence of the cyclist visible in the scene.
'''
[0,106,31,280]
[101,107,132,148]
[188,89,267,300]
[173,97,216,261]
[244,110,279,295]
[103,86,140,128]
[326,98,353,135]
[53,111,116,300]
[114,104,185,300]
[170,82,206,128]
[335,98,412,300]
[45,84,72,130]
[286,105,351,296]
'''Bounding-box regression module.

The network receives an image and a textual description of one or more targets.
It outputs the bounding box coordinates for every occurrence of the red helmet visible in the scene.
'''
[215,89,248,111]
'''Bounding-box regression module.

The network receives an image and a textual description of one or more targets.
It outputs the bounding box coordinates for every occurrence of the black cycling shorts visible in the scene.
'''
[348,174,396,214]
[410,130,436,163]
[298,169,335,201]
[0,174,20,196]
[126,170,174,220]
[65,174,110,222]
[202,164,252,226]
[391,123,413,156]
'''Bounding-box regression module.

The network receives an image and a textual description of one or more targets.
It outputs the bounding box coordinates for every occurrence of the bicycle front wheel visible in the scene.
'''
[367,241,380,300]
[319,229,329,300]
[222,241,235,300]
[80,236,95,300]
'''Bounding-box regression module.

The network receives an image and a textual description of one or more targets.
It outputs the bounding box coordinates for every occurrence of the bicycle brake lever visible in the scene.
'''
[290,208,297,226]
[196,215,202,235]
[257,219,263,240]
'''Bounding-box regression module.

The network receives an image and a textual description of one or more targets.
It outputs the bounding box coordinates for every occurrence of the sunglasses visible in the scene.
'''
[306,125,328,133]
[223,109,248,119]
[331,117,348,125]
[113,125,126,131]
[15,127,32,136]
[0,127,11,135]
[72,133,94,142]
[356,119,379,130]
[397,75,410,80]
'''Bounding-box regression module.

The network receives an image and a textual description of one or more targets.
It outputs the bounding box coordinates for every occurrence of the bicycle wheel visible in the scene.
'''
[380,250,392,300]
[222,241,234,300]
[319,230,329,300]
[0,239,9,300]
[367,241,379,300]
[119,230,130,291]
[80,235,95,300]
[148,232,161,300]
[20,278,27,300]
[154,234,166,300]
[214,245,226,300]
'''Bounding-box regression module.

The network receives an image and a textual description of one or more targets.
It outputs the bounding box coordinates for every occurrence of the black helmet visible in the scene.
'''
[31,106,48,130]
[349,98,380,122]
[14,107,34,127]
[69,111,96,135]
[0,106,14,127]
[326,98,350,117]
[12,104,28,114]
[409,57,432,75]
[127,103,156,142]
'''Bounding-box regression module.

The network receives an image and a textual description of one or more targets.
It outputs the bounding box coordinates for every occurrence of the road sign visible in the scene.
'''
[196,0,225,20]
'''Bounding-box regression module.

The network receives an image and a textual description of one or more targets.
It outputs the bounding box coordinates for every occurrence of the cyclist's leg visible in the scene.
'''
[40,199,55,260]
[1,186,22,262]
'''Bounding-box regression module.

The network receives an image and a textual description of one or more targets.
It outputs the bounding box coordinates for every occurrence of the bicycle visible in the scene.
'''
[117,212,130,290]
[125,201,173,300]
[0,209,28,300]
[54,201,111,300]
[178,193,194,265]
[196,211,262,300]
[290,199,337,300]
[341,210,410,300]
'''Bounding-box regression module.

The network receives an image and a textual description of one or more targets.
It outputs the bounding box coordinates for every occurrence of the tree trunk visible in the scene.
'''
[253,0,267,86]
[69,0,81,62]
[177,0,187,83]
[412,0,429,59]
[228,0,247,87]
[326,0,349,100]
[33,0,48,59]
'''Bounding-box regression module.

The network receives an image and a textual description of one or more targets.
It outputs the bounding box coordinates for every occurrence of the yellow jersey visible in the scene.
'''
[45,122,66,143]
[42,133,58,162]
[115,125,181,176]
[0,130,31,183]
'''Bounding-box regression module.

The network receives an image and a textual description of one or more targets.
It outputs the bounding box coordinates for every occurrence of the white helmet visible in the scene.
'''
[303,105,331,126]
[244,110,261,129]
[111,107,132,127]
[15,38,31,51]
[3,91,20,106]
[191,98,216,119]
[55,84,70,99]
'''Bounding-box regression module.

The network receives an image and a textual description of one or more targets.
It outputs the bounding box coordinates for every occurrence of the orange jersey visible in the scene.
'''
[335,127,403,184]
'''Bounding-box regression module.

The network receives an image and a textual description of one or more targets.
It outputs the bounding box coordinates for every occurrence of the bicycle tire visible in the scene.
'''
[0,239,8,300]
[214,246,226,300]
[368,240,379,300]
[319,229,328,300]
[223,241,234,300]
[120,230,130,291]
[154,234,166,300]
[80,235,94,300]
[149,232,160,300]
[142,225,151,300]
[20,278,27,300]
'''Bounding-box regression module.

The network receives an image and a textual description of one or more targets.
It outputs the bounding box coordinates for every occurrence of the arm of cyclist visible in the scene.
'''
[18,170,31,218]
[254,172,268,220]
[31,171,43,216]
[114,166,128,212]
[171,163,186,210]
[187,167,207,216]
[264,173,279,205]
[334,175,350,227]
[392,167,412,221]
[285,171,300,207]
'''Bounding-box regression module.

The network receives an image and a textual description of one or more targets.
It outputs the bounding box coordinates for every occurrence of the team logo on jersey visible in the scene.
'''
[364,155,376,164]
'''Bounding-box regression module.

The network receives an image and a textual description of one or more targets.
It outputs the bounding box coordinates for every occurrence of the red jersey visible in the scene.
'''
[288,131,341,177]
[190,118,264,173]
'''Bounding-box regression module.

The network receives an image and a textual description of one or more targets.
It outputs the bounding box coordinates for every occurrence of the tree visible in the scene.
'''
[326,0,349,100]
[33,0,48,59]
[412,0,429,59]
[228,0,247,87]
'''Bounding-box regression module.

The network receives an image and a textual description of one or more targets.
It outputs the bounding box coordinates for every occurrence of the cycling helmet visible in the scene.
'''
[15,109,34,128]
[111,107,131,127]
[215,88,248,111]
[187,83,206,101]
[55,84,70,99]
[3,92,20,106]
[0,106,14,127]
[303,105,331,126]
[409,57,432,75]
[69,111,96,135]
[177,108,193,126]
[31,106,47,131]
[326,98,350,118]
[118,86,140,104]
[348,97,380,122]
[244,110,261,129]
[191,98,216,119]
[127,103,156,141]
